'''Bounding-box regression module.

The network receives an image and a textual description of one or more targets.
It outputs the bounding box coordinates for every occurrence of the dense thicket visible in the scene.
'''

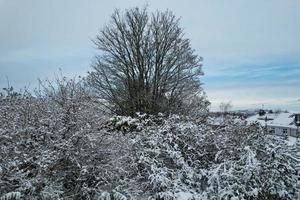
[0,79,299,199]
[88,7,207,116]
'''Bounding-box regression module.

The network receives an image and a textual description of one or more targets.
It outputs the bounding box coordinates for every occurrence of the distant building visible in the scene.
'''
[247,112,300,137]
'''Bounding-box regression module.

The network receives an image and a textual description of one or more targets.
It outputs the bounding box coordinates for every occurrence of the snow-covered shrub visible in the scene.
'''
[1,85,299,199]
[0,192,21,200]
[97,191,128,200]
[106,116,142,133]
[127,115,300,199]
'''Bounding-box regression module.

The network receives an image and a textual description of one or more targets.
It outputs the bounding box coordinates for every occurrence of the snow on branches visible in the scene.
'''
[0,88,299,199]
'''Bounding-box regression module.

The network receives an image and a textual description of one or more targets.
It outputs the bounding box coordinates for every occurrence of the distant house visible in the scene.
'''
[247,111,300,138]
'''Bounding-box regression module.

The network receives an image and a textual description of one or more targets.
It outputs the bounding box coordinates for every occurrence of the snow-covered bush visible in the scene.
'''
[97,191,128,200]
[1,84,299,199]
[105,113,164,133]
[0,192,21,200]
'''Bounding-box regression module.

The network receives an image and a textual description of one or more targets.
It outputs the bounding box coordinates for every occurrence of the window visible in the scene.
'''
[283,129,288,134]
[269,128,275,134]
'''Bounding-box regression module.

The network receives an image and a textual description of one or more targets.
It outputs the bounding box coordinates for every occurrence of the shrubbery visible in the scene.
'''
[1,87,299,199]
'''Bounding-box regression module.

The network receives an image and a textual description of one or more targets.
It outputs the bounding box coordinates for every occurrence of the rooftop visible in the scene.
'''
[247,112,299,129]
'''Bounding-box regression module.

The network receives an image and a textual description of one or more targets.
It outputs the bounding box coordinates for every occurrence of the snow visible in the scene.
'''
[286,136,297,146]
[175,191,195,200]
[1,192,21,200]
[1,93,300,199]
[247,112,297,129]
[249,188,258,196]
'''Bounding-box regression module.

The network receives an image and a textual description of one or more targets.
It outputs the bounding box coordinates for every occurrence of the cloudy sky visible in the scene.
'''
[1,0,299,111]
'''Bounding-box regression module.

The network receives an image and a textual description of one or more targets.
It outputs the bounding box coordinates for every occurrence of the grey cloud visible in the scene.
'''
[0,0,299,111]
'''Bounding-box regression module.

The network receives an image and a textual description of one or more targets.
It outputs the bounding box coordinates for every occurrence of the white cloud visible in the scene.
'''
[206,84,300,112]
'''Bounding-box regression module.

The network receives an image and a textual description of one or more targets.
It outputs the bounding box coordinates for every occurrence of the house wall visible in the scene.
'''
[275,127,284,136]
[268,125,299,137]
[291,129,297,137]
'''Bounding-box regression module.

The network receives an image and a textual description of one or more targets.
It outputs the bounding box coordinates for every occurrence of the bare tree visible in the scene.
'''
[88,7,205,116]
[219,101,232,113]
